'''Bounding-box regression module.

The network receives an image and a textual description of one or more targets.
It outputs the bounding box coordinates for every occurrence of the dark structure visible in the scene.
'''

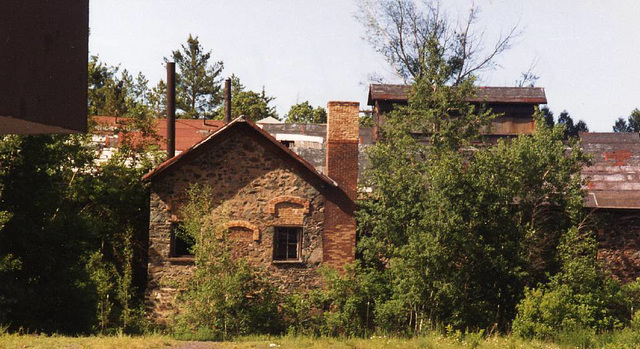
[0,0,89,134]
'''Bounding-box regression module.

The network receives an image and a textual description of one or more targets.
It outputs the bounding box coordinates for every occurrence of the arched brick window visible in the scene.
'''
[224,220,260,241]
[267,196,310,225]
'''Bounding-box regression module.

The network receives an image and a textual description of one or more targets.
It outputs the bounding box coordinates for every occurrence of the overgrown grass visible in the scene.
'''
[0,333,176,349]
[1,331,640,349]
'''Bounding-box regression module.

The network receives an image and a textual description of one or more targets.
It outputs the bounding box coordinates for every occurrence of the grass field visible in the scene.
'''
[2,331,640,349]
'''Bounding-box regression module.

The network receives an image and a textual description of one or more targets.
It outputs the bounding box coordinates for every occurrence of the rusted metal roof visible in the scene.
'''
[92,116,225,151]
[142,117,338,188]
[367,84,547,105]
[581,132,640,209]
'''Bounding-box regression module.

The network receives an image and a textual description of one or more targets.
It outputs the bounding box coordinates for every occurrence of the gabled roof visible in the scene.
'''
[367,84,547,105]
[256,116,283,124]
[142,117,338,188]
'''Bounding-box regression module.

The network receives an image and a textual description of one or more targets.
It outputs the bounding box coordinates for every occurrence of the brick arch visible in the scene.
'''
[225,220,260,241]
[267,195,310,215]
[267,195,310,226]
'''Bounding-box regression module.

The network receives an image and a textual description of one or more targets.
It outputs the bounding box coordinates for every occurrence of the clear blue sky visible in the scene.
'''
[89,0,640,131]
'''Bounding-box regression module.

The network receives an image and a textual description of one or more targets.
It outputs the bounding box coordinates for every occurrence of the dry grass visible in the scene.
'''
[0,333,175,349]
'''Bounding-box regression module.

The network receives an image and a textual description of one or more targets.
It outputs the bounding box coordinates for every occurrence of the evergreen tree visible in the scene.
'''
[148,79,167,118]
[88,55,153,120]
[612,108,640,132]
[557,111,588,139]
[540,107,588,139]
[166,34,224,119]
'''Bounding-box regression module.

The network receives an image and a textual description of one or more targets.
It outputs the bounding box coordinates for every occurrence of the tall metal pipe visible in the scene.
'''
[224,78,232,123]
[166,62,176,159]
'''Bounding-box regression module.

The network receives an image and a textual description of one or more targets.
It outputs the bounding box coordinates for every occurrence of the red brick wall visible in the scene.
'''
[323,101,359,268]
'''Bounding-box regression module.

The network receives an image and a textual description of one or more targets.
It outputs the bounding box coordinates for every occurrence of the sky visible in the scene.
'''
[89,0,640,132]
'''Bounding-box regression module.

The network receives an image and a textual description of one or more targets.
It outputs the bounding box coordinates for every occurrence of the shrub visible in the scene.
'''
[280,262,385,337]
[513,228,628,339]
[171,184,283,340]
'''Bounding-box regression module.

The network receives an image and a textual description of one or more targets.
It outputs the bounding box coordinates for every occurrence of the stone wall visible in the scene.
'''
[145,128,327,323]
[597,209,640,282]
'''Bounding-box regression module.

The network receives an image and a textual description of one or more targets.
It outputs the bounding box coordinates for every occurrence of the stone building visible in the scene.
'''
[139,84,640,322]
[142,101,360,321]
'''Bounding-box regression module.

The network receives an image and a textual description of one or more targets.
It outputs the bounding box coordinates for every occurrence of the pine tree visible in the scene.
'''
[166,35,224,119]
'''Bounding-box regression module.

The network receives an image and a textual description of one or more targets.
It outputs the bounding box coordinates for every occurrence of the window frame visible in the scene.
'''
[272,226,303,263]
[169,222,195,260]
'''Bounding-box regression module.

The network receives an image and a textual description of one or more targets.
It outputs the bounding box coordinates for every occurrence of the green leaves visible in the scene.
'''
[358,81,591,332]
[285,102,326,124]
[214,75,278,121]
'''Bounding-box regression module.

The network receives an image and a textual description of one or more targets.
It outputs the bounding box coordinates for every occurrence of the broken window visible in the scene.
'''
[273,227,301,261]
[170,223,194,258]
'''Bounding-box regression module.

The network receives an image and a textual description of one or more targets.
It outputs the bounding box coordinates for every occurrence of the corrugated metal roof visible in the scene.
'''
[367,84,547,105]
[581,132,640,209]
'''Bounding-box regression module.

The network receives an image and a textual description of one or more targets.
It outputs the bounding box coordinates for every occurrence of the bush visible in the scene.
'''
[171,185,283,340]
[512,285,592,339]
[513,228,629,339]
[281,262,384,337]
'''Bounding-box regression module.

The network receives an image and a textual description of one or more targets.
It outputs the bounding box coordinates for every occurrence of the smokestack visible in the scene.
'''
[323,101,360,269]
[224,78,232,123]
[166,62,176,159]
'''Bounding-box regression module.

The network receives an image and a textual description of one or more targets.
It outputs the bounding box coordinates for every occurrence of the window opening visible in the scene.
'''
[273,226,301,261]
[170,223,194,257]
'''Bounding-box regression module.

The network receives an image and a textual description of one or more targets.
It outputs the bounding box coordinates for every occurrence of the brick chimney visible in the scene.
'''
[323,101,359,269]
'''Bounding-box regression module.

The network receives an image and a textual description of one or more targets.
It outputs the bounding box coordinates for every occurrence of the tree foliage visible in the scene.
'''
[352,26,591,330]
[357,105,590,331]
[0,133,156,334]
[166,34,224,119]
[88,55,153,119]
[512,226,630,339]
[540,107,588,139]
[215,75,277,121]
[355,0,518,83]
[285,101,327,124]
[613,108,640,132]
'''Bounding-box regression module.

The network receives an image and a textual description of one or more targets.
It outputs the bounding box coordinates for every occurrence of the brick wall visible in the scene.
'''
[146,128,327,323]
[323,101,359,268]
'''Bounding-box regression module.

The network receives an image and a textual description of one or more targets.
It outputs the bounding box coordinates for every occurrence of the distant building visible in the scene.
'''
[368,84,547,140]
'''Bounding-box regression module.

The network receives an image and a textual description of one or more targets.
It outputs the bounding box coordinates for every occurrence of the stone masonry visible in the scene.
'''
[596,209,640,282]
[145,126,330,323]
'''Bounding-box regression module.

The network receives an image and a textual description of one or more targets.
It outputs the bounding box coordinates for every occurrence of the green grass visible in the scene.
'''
[1,331,640,349]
